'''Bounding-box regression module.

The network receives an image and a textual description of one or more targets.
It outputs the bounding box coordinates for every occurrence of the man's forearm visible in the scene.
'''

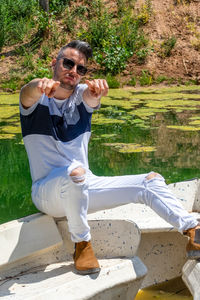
[20,79,43,109]
[83,88,101,108]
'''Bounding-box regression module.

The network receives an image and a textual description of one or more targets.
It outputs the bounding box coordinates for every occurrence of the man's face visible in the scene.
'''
[53,48,87,90]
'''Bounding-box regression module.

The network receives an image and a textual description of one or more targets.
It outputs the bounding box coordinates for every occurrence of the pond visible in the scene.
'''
[0,85,200,224]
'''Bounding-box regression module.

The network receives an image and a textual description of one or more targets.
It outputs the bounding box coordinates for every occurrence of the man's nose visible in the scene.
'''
[70,64,78,74]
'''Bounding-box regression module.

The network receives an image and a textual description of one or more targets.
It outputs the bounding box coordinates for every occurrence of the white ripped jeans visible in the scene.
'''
[32,167,198,243]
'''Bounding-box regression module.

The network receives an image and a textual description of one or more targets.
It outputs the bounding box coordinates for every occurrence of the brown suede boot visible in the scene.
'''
[185,224,200,259]
[73,241,100,275]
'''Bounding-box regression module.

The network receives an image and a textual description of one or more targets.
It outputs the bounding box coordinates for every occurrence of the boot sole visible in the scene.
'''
[187,250,200,260]
[75,267,101,275]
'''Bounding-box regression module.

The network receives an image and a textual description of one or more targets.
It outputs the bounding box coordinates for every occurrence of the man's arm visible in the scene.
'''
[20,78,60,109]
[83,79,109,108]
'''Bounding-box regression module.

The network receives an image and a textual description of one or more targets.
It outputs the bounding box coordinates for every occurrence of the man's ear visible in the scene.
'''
[51,58,57,70]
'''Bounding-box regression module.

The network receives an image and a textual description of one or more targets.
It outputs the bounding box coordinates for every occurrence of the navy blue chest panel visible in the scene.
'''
[20,102,92,142]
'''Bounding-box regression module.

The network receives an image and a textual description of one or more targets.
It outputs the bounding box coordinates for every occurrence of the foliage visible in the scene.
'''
[0,0,37,50]
[105,74,120,88]
[94,37,132,75]
[49,0,70,14]
[158,36,177,58]
[139,70,152,86]
[136,48,149,64]
[23,60,52,84]
[78,0,150,75]
[155,75,167,84]
[136,0,152,26]
[1,76,21,91]
[128,76,137,86]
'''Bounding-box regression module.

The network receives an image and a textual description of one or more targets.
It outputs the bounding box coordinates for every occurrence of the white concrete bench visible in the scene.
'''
[0,214,147,300]
[182,259,200,300]
[88,178,200,287]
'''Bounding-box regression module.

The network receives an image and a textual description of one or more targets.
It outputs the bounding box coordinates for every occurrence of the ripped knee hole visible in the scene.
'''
[145,172,162,180]
[70,167,86,183]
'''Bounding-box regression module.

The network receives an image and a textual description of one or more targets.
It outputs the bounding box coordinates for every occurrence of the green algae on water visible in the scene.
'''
[103,143,156,153]
[189,119,200,125]
[167,125,200,131]
[0,133,16,139]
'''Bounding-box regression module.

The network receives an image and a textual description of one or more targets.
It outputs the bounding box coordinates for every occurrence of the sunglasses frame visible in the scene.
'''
[61,58,88,76]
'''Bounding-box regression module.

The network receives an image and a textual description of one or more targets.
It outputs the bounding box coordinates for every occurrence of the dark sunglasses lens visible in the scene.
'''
[77,66,87,76]
[63,58,74,70]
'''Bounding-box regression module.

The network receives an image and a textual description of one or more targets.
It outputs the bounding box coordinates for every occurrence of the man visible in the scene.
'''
[20,40,200,275]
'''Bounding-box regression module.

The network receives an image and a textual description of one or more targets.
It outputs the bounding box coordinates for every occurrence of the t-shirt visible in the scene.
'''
[20,84,96,184]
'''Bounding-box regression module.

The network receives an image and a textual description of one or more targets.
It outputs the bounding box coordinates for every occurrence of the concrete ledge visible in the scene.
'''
[0,215,147,300]
[0,257,147,300]
[182,259,200,300]
[0,214,63,267]
[168,178,200,212]
[57,219,141,258]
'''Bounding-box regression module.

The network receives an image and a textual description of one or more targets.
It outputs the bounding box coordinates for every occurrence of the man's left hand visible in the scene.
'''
[85,79,109,99]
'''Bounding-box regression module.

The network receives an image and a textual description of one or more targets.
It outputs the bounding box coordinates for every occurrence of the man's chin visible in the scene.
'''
[60,82,76,91]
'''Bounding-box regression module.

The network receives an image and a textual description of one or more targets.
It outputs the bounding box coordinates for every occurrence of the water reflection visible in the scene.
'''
[0,86,200,223]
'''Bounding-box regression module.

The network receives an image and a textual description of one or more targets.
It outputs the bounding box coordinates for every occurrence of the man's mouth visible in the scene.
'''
[65,74,75,81]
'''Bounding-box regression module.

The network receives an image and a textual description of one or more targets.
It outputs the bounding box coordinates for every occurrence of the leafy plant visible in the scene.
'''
[0,0,37,48]
[1,76,21,92]
[155,75,167,84]
[41,45,51,60]
[105,74,120,88]
[94,36,132,75]
[136,48,149,64]
[139,70,152,86]
[128,76,137,86]
[78,0,147,75]
[136,0,152,26]
[49,0,70,15]
[22,52,35,71]
[159,36,177,57]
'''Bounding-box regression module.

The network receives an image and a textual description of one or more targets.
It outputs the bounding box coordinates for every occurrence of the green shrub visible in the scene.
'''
[155,75,167,84]
[185,79,199,86]
[136,48,149,64]
[139,70,152,86]
[159,36,177,58]
[0,0,37,48]
[94,36,132,75]
[78,0,149,75]
[105,74,120,88]
[41,45,51,60]
[22,52,35,71]
[128,76,137,86]
[1,76,21,91]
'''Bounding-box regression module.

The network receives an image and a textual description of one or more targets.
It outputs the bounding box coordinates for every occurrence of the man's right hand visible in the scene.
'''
[37,78,60,98]
[20,78,60,109]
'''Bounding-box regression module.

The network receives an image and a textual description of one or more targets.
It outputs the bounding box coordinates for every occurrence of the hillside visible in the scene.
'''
[132,0,200,81]
[0,0,200,91]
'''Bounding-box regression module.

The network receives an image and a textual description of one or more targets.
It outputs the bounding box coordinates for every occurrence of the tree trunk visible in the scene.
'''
[39,0,49,13]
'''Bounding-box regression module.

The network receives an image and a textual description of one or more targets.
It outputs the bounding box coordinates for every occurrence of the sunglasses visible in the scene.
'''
[62,58,87,76]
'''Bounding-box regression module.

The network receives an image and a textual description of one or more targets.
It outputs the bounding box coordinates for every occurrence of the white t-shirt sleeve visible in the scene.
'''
[75,84,100,113]
[19,94,44,116]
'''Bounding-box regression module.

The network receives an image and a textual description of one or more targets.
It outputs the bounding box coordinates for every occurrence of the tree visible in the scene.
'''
[39,0,49,13]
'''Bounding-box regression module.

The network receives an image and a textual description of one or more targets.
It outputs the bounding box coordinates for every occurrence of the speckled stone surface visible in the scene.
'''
[0,216,146,300]
[0,214,62,267]
[168,179,200,212]
[0,257,147,300]
[57,219,141,258]
[182,259,200,300]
